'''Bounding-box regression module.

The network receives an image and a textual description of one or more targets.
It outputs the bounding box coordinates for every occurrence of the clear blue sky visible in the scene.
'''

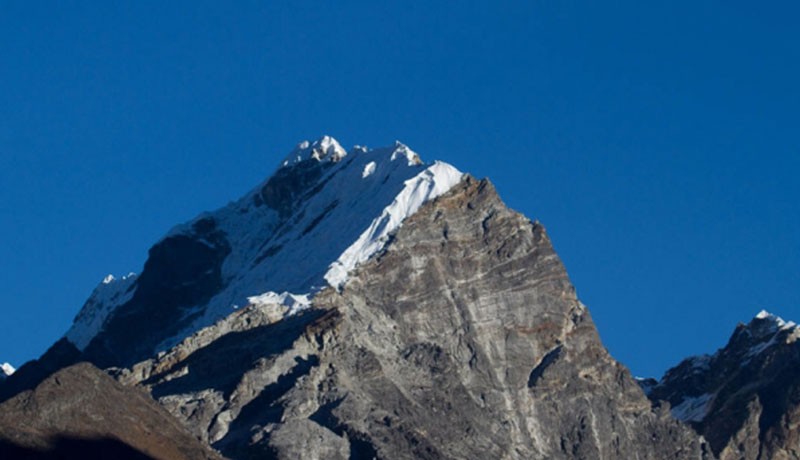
[1,1,797,378]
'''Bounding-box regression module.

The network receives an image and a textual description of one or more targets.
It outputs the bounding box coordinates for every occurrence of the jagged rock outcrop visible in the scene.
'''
[120,176,709,459]
[648,311,800,459]
[0,362,221,460]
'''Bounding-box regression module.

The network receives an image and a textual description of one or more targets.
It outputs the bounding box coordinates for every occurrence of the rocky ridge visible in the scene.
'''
[647,311,800,459]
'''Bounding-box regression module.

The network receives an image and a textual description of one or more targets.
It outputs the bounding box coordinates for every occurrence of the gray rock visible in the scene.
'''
[126,176,710,459]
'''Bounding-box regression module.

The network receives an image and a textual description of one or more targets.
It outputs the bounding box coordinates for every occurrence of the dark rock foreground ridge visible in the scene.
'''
[0,362,220,460]
[0,137,796,458]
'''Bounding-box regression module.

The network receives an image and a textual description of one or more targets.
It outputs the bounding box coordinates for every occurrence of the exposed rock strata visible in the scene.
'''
[123,177,709,459]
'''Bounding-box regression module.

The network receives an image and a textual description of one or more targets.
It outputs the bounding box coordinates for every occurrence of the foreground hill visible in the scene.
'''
[0,362,220,460]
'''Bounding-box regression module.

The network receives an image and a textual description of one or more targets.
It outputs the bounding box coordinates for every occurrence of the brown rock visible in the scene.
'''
[0,362,222,460]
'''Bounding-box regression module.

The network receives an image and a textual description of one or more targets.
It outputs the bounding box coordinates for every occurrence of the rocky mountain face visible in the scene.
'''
[0,137,796,459]
[647,311,800,460]
[113,176,708,459]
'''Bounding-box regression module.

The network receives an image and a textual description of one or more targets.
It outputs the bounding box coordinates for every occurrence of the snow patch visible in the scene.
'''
[390,141,422,166]
[281,135,347,167]
[787,327,800,344]
[362,161,377,178]
[325,161,463,289]
[671,393,713,422]
[755,310,771,320]
[1,362,15,377]
[247,291,311,316]
[755,310,797,331]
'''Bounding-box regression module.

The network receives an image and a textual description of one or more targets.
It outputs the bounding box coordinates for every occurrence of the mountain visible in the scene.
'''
[646,311,800,460]
[0,136,794,458]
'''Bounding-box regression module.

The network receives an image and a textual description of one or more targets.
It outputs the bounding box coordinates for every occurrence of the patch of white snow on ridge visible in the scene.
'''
[1,362,15,377]
[66,273,138,350]
[671,393,713,422]
[325,160,463,289]
[248,291,311,316]
[390,141,422,166]
[282,135,347,167]
[755,310,796,331]
[362,161,377,178]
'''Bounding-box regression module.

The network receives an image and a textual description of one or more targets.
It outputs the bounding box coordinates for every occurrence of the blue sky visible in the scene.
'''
[0,1,797,378]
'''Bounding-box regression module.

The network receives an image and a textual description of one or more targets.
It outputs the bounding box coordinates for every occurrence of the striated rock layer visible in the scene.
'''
[121,177,709,459]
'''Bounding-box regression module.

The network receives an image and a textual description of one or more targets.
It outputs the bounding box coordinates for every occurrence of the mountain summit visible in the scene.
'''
[67,137,462,367]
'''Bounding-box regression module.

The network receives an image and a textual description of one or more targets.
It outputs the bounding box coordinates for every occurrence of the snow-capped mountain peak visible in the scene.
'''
[65,138,463,365]
[742,309,800,354]
[647,309,800,425]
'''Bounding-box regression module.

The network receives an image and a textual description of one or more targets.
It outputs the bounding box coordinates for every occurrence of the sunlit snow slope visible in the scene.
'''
[65,136,462,364]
